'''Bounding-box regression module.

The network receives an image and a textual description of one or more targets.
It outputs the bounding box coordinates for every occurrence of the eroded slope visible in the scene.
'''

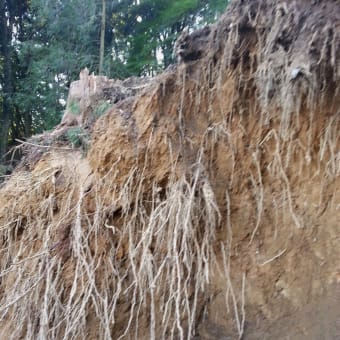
[0,0,339,339]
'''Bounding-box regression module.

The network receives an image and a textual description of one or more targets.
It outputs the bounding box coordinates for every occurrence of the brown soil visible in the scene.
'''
[0,0,339,339]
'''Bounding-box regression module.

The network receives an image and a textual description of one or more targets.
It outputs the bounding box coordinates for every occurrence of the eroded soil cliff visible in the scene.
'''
[0,0,339,339]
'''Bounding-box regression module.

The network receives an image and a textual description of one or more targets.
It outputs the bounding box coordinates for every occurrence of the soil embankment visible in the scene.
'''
[0,0,339,339]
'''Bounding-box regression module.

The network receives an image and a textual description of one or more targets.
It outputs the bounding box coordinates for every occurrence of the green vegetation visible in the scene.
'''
[68,101,81,116]
[65,127,90,152]
[94,101,111,118]
[0,0,230,163]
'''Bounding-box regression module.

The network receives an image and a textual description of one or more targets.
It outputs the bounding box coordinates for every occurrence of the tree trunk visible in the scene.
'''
[99,0,106,75]
[0,1,14,161]
[24,111,32,138]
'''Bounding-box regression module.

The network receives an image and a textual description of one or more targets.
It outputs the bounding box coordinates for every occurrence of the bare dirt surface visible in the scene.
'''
[0,0,339,339]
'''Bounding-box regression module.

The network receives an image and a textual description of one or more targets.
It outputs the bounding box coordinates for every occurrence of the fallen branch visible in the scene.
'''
[15,138,73,151]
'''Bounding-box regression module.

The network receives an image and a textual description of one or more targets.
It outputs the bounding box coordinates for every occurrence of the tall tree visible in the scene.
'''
[110,0,229,76]
[15,0,101,133]
[99,0,106,75]
[0,0,13,158]
[0,0,29,160]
